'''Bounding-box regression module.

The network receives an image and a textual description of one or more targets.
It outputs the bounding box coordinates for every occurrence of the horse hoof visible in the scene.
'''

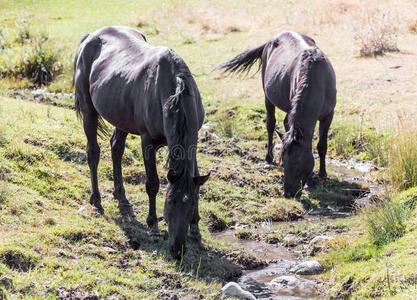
[92,204,105,215]
[119,203,134,216]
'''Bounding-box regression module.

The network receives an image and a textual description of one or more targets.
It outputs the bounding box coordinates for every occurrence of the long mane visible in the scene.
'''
[282,47,324,154]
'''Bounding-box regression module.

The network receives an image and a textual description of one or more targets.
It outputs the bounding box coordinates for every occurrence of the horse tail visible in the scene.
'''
[73,33,110,138]
[73,33,90,122]
[216,42,266,75]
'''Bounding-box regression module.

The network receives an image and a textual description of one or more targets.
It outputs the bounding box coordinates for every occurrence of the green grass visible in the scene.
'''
[319,188,417,299]
[0,91,305,298]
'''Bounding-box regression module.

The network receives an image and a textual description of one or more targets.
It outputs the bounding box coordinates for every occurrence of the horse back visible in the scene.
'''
[262,31,335,115]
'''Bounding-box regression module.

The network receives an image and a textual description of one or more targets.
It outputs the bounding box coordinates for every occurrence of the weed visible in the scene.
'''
[408,19,417,33]
[235,227,253,240]
[0,29,62,85]
[387,122,417,190]
[365,201,411,246]
[355,12,399,57]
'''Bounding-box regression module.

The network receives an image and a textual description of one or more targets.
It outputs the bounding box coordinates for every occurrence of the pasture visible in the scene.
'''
[0,0,416,299]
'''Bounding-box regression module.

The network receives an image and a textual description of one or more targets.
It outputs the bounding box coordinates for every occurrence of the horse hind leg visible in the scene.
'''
[110,128,134,216]
[81,106,104,214]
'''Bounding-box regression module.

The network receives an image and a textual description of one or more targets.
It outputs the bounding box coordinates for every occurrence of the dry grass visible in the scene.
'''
[408,19,417,33]
[387,117,417,190]
[354,12,399,57]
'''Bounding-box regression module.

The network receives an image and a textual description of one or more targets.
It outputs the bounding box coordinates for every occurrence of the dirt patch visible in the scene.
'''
[0,249,38,272]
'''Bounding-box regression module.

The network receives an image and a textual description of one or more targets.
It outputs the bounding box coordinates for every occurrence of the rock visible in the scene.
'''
[309,235,333,246]
[0,276,13,288]
[353,196,374,209]
[77,205,87,214]
[269,275,317,292]
[282,234,301,247]
[102,246,117,253]
[290,260,324,275]
[221,282,256,300]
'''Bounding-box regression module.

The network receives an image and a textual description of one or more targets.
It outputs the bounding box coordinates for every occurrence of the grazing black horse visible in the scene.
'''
[218,31,336,197]
[73,26,209,258]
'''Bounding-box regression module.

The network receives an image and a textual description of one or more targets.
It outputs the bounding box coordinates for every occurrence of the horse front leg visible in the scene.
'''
[111,128,133,216]
[317,112,334,178]
[265,98,276,165]
[189,161,201,243]
[141,135,160,234]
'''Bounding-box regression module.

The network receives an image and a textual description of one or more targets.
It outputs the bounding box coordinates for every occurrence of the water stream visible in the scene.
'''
[215,159,380,299]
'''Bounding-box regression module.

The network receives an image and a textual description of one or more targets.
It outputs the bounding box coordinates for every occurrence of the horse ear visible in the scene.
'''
[193,172,210,186]
[167,169,182,183]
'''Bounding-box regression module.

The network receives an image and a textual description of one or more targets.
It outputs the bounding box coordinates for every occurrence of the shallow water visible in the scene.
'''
[215,230,319,299]
[216,158,380,299]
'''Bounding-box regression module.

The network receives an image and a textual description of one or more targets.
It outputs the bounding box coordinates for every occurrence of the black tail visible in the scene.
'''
[216,42,266,75]
[73,33,110,138]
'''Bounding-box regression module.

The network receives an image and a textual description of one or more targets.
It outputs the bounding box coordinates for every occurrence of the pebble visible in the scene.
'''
[221,282,256,300]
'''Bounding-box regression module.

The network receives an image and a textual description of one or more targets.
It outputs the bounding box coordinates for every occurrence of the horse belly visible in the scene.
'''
[90,85,146,135]
[264,78,291,113]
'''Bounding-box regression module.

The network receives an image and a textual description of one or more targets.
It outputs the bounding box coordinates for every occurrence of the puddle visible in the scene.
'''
[216,158,381,299]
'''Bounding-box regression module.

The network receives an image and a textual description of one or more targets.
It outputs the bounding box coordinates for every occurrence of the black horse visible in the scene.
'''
[218,31,336,197]
[73,26,209,258]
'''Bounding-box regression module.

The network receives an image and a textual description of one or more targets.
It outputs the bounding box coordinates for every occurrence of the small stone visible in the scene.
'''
[77,205,87,214]
[353,196,374,209]
[221,282,256,300]
[290,260,324,275]
[102,246,117,253]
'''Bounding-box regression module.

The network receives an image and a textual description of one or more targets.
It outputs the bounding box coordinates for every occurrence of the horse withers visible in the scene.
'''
[73,26,209,259]
[218,31,336,198]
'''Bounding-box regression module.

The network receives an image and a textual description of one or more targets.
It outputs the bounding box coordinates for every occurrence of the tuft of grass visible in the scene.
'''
[365,201,412,246]
[408,19,417,33]
[0,28,63,86]
[329,121,389,164]
[355,12,399,57]
[387,122,417,190]
[235,227,253,240]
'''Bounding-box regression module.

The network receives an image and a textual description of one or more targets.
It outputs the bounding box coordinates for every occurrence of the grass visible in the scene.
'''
[0,0,416,299]
[319,188,417,299]
[365,200,411,246]
[0,92,305,298]
[387,122,417,190]
[0,27,62,86]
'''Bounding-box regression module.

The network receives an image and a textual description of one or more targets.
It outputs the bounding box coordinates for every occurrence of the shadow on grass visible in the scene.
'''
[302,175,369,216]
[115,213,242,281]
